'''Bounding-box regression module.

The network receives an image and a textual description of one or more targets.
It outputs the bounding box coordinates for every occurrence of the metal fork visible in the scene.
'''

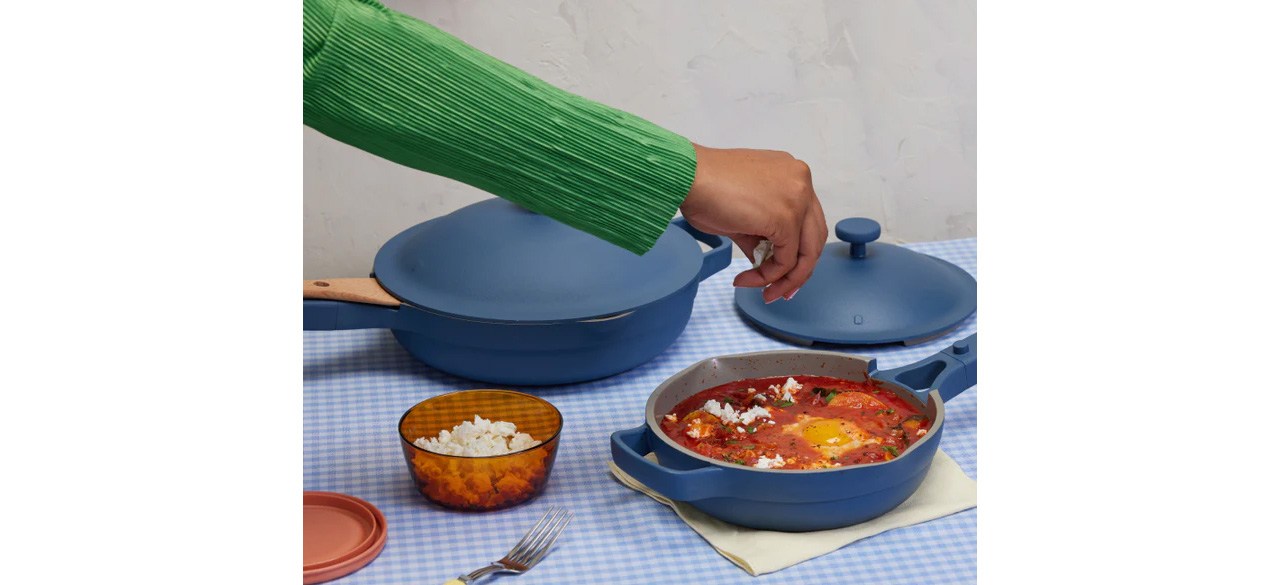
[443,506,572,585]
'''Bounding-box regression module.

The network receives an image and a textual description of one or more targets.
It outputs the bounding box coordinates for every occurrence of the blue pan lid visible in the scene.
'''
[734,218,975,345]
[373,198,703,323]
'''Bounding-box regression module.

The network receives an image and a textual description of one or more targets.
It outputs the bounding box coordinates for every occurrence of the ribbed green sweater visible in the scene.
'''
[303,0,697,254]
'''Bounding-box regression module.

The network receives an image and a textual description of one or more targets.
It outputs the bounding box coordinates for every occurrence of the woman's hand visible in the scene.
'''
[679,144,828,303]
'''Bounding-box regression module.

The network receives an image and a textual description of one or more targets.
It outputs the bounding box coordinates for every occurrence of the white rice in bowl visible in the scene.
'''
[413,415,542,456]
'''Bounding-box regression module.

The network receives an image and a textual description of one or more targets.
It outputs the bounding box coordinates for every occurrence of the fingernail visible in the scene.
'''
[785,289,798,301]
[764,294,779,304]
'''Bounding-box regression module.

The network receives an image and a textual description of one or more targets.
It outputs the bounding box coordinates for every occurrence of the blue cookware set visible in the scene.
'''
[304,198,976,531]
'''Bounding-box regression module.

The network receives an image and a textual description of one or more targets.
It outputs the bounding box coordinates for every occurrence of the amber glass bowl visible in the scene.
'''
[398,389,563,511]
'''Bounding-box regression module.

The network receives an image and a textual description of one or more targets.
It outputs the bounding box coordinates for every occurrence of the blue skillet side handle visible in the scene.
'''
[671,217,733,282]
[870,334,977,403]
[303,299,402,331]
[610,425,730,501]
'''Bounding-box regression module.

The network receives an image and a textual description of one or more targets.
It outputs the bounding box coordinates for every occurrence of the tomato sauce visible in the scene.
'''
[658,375,931,470]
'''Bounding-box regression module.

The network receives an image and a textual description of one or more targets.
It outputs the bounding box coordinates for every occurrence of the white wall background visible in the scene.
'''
[304,0,976,278]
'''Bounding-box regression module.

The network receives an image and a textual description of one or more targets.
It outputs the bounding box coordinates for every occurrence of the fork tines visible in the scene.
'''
[502,506,572,571]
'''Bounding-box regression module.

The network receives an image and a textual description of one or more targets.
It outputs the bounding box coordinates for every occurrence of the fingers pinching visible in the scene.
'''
[766,203,827,301]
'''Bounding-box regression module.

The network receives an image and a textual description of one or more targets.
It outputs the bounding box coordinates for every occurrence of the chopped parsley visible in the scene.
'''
[882,446,900,456]
[773,399,794,408]
[811,387,840,403]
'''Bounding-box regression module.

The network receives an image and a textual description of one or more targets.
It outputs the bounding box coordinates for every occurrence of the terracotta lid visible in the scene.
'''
[303,491,387,584]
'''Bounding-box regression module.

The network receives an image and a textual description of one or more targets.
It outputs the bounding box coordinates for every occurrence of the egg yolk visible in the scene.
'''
[801,419,852,446]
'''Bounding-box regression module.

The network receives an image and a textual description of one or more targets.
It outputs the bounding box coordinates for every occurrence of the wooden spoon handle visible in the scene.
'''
[303,278,401,307]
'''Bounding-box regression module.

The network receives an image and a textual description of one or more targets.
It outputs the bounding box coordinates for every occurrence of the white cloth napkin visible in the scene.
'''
[607,451,977,576]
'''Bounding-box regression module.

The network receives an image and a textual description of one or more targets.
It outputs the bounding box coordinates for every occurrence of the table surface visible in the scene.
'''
[304,238,977,585]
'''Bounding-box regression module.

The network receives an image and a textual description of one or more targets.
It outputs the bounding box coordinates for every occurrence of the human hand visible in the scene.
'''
[678,144,828,303]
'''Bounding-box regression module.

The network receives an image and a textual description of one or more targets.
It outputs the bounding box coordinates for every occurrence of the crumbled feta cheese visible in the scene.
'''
[686,425,712,439]
[739,405,772,426]
[826,437,840,444]
[768,378,803,401]
[917,429,927,436]
[664,414,677,423]
[753,454,785,469]
[736,426,746,433]
[700,400,773,426]
[700,400,737,424]
[752,393,767,402]
[413,415,541,456]
[752,240,773,268]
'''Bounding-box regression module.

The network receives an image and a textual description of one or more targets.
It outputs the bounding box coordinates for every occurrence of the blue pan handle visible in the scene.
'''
[671,217,732,282]
[611,425,730,501]
[303,279,403,330]
[870,334,977,403]
[303,300,401,330]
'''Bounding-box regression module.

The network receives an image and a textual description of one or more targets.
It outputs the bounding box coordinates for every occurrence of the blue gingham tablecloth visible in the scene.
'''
[304,238,977,584]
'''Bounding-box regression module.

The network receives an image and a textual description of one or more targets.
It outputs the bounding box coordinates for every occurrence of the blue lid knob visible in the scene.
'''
[835,218,881,258]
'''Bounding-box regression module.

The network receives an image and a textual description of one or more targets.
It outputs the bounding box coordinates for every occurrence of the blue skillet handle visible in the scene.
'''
[671,217,732,282]
[610,425,730,501]
[303,299,401,330]
[870,334,977,403]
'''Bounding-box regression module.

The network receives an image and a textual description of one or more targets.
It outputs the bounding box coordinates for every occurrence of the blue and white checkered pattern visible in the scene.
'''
[304,238,977,584]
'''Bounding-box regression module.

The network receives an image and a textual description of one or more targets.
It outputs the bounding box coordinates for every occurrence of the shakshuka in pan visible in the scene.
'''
[659,375,931,470]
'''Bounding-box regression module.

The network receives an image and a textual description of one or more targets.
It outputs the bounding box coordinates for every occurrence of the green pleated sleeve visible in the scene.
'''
[303,0,697,255]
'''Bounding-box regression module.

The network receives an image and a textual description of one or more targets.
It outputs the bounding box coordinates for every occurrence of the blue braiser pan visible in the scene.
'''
[304,199,731,385]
